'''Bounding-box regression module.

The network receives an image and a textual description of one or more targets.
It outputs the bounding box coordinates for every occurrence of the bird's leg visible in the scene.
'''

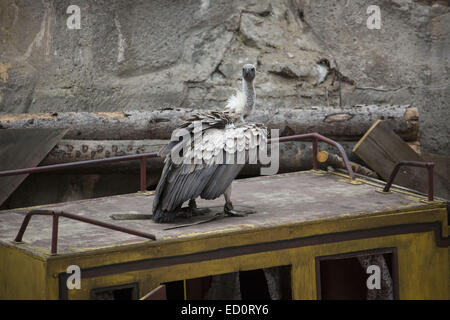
[223,185,253,217]
[178,199,210,218]
[188,199,211,216]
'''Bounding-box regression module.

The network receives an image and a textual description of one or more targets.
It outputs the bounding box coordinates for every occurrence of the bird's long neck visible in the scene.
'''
[242,79,255,116]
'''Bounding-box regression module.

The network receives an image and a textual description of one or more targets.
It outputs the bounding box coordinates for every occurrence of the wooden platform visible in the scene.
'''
[0,170,445,256]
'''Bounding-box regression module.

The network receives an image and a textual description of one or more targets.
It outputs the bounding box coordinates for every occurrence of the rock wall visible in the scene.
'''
[0,0,449,154]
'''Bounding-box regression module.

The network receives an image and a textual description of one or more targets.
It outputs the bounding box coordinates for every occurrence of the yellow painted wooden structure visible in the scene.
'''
[0,170,448,299]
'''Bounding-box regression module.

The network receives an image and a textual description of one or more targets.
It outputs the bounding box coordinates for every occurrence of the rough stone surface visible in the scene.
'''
[300,0,449,154]
[0,0,448,154]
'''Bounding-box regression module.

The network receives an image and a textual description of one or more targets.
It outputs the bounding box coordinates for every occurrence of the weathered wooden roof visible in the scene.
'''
[0,170,441,255]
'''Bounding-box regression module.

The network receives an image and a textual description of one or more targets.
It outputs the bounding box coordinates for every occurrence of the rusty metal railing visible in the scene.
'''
[270,133,355,180]
[14,209,156,254]
[0,152,159,192]
[383,161,435,201]
[0,133,356,187]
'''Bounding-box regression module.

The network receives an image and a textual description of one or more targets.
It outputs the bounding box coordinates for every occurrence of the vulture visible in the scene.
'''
[152,64,267,223]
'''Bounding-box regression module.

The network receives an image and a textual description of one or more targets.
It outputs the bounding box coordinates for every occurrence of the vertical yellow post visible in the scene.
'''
[291,252,317,300]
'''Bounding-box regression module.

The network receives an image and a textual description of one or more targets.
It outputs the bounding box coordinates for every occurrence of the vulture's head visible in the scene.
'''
[242,64,256,82]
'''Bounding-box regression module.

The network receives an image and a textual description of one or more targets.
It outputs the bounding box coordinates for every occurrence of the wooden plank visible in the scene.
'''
[422,152,450,182]
[353,120,449,199]
[0,128,69,206]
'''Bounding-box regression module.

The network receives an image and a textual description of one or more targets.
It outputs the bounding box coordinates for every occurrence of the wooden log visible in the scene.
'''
[37,138,380,183]
[0,105,418,141]
[32,138,364,187]
[353,120,449,199]
[40,139,361,166]
[253,105,418,141]
[322,153,379,179]
[41,139,167,165]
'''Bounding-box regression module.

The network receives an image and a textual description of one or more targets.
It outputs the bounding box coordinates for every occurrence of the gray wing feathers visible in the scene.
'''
[152,111,266,217]
[200,163,245,199]
[160,163,219,212]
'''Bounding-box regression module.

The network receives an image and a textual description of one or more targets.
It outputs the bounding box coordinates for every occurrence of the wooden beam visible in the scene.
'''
[353,120,449,199]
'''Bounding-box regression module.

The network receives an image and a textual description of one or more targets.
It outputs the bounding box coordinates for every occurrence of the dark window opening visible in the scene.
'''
[91,283,138,300]
[164,265,292,300]
[317,250,397,300]
[164,280,185,300]
[240,269,271,300]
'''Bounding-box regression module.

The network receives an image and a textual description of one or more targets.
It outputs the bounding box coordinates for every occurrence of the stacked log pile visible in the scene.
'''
[0,105,418,182]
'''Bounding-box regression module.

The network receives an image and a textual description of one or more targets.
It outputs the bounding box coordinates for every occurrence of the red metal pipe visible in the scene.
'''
[312,138,318,170]
[269,133,355,180]
[0,133,355,183]
[51,214,59,255]
[0,152,159,177]
[140,158,147,192]
[14,209,156,254]
[428,165,434,202]
[383,161,434,201]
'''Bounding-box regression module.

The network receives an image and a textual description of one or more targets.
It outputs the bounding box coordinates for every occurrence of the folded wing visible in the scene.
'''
[152,111,267,221]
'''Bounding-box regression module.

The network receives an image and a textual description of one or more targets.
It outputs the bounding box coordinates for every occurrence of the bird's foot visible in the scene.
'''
[224,202,254,217]
[191,207,211,216]
[177,205,211,219]
[153,210,177,223]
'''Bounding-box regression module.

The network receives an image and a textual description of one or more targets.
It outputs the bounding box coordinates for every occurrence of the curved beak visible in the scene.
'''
[243,67,256,81]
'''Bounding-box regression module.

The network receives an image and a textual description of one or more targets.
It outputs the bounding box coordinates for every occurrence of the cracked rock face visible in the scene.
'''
[0,0,449,154]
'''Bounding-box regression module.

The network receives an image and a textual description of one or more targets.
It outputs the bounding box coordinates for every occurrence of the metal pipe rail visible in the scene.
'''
[14,209,157,255]
[383,161,435,201]
[0,152,159,192]
[0,133,356,189]
[269,133,355,180]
